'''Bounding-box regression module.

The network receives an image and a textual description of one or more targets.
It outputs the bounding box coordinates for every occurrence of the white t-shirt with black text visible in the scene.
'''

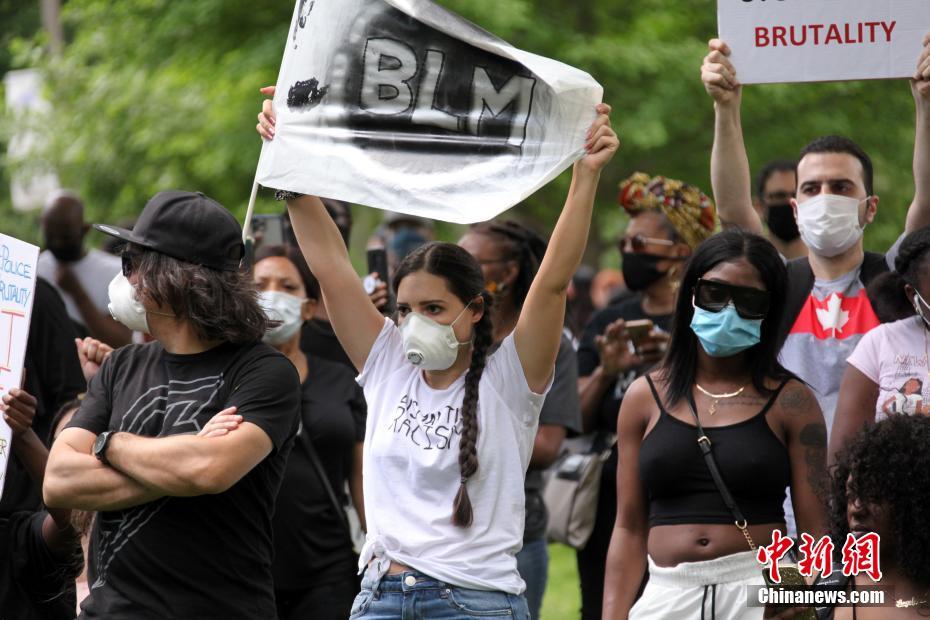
[357,318,551,594]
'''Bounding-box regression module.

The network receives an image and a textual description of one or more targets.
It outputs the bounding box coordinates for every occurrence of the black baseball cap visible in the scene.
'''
[94,190,244,271]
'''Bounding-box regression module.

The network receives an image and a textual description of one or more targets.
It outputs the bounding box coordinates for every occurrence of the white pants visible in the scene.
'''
[630,551,765,620]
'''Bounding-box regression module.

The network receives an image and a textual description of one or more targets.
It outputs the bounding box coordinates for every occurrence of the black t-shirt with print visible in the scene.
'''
[272,356,366,590]
[67,341,301,620]
[0,511,81,620]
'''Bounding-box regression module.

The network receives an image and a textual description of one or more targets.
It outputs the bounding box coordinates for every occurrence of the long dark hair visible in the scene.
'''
[393,242,493,528]
[659,230,793,407]
[133,245,270,344]
[469,220,547,309]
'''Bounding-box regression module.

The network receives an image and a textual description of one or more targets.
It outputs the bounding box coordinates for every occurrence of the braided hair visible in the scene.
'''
[393,242,494,527]
[468,220,547,309]
[867,226,930,322]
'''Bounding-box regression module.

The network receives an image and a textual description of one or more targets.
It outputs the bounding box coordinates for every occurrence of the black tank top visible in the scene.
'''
[638,375,791,527]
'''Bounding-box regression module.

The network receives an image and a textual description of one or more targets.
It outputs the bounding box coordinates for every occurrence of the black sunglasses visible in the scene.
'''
[121,251,140,277]
[694,279,770,320]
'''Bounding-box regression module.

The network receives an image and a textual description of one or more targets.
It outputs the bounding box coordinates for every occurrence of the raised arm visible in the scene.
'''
[44,427,162,511]
[702,39,763,234]
[258,85,384,371]
[602,377,651,619]
[905,33,930,233]
[777,381,829,539]
[286,195,386,370]
[514,105,619,393]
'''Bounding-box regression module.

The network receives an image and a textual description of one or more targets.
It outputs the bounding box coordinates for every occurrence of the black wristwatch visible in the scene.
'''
[93,431,117,466]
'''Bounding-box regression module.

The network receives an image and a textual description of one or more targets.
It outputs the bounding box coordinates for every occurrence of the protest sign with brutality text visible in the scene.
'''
[256,0,603,223]
[0,233,39,499]
[718,0,930,85]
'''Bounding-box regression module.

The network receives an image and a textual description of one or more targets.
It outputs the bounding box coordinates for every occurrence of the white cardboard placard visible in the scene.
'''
[0,233,40,499]
[718,0,930,85]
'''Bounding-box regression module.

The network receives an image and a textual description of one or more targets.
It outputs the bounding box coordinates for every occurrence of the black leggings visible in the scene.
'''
[275,572,360,620]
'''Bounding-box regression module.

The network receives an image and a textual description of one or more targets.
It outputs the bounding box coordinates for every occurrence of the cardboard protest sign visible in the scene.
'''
[0,233,39,500]
[256,0,603,224]
[718,0,930,85]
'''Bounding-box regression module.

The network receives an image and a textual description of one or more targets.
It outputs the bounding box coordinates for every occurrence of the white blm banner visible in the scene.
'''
[718,0,930,85]
[256,0,603,224]
[0,233,39,500]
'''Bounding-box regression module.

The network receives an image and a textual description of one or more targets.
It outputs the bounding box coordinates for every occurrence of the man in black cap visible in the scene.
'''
[43,190,301,620]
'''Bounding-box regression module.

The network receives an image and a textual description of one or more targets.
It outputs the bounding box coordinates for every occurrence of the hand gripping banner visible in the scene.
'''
[256,0,603,224]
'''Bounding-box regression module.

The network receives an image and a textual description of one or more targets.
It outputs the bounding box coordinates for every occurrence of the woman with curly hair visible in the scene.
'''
[576,172,718,619]
[829,414,930,618]
[832,226,930,462]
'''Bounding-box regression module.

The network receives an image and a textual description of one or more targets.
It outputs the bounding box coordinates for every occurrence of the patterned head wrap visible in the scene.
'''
[618,172,718,249]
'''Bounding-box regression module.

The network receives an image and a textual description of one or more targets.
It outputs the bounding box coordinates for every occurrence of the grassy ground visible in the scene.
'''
[540,543,582,619]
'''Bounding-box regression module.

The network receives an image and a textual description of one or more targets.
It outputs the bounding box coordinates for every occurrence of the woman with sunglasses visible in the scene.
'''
[602,230,828,620]
[576,172,717,619]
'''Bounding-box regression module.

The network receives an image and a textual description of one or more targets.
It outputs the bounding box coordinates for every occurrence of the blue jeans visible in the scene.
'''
[350,567,529,619]
[515,538,548,619]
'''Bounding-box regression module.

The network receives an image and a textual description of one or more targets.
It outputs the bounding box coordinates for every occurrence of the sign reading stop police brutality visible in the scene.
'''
[256,0,603,224]
[0,233,39,500]
[718,0,930,84]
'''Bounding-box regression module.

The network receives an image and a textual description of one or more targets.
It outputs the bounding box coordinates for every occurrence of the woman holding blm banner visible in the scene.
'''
[258,88,618,618]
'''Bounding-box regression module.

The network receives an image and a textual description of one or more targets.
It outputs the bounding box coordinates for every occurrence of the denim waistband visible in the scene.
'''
[369,570,449,593]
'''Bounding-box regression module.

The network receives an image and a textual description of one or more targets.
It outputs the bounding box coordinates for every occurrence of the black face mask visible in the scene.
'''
[622,252,668,292]
[765,203,800,243]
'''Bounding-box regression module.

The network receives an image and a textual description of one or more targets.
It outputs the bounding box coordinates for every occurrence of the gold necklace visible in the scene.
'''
[695,383,747,416]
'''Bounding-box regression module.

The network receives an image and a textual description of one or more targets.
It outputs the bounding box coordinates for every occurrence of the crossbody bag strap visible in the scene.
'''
[685,392,757,552]
[304,438,353,537]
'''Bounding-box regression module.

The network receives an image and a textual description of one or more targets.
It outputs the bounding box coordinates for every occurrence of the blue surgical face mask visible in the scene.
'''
[690,302,762,358]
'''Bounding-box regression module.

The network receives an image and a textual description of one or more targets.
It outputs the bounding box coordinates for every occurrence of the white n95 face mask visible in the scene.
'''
[796,194,868,258]
[259,290,305,346]
[107,272,150,334]
[399,303,472,371]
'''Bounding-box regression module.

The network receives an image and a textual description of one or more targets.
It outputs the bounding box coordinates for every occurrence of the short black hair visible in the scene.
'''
[756,160,797,199]
[798,136,874,196]
[659,230,794,407]
[829,415,930,591]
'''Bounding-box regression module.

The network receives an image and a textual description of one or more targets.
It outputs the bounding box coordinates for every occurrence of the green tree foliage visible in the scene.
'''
[0,0,920,262]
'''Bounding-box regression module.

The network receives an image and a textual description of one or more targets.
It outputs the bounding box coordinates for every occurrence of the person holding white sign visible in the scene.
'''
[262,96,617,617]
[701,33,930,535]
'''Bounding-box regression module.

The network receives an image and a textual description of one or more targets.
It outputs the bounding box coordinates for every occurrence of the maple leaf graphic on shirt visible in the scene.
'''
[815,293,850,337]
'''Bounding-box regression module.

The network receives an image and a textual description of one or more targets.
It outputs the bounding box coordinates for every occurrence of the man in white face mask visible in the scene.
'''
[42,190,301,620]
[701,33,930,536]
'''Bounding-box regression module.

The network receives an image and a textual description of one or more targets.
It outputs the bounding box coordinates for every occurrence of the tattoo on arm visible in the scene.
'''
[799,422,828,499]
[780,383,816,415]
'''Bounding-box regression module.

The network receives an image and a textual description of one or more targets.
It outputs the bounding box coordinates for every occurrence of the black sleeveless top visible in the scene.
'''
[638,376,791,527]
